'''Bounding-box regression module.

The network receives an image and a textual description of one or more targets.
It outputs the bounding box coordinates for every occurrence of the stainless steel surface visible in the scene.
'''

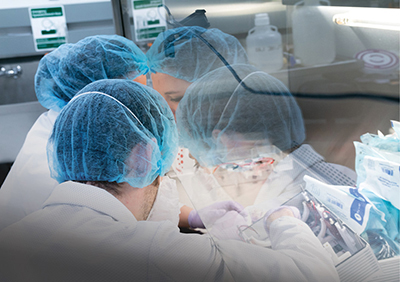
[112,0,287,46]
[1,0,399,170]
[111,0,124,36]
[0,60,39,105]
[0,102,47,163]
[162,0,287,35]
[0,65,22,78]
[282,0,398,8]
[0,1,116,163]
[0,1,115,59]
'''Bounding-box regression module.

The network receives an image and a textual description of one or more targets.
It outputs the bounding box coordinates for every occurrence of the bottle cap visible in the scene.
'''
[255,13,270,26]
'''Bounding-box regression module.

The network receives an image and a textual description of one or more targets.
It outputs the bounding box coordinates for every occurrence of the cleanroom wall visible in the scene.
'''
[0,1,115,165]
[125,0,398,170]
[0,0,398,174]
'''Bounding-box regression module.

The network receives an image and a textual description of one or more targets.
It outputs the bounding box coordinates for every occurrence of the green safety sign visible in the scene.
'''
[31,7,63,18]
[132,0,166,42]
[134,0,163,9]
[29,6,67,52]
[36,37,67,50]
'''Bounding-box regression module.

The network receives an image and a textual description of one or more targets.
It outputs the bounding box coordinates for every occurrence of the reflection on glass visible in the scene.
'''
[175,64,350,220]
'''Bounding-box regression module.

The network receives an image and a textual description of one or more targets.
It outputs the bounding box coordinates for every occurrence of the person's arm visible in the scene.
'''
[148,209,339,282]
[216,215,340,282]
[178,201,246,229]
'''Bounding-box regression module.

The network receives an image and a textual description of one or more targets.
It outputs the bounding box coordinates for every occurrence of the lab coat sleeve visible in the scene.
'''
[148,222,228,281]
[215,216,340,282]
[0,110,58,231]
[148,218,339,282]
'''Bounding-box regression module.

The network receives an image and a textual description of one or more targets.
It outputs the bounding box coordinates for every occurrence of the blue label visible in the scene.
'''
[381,167,393,176]
[327,197,343,209]
[350,198,367,225]
[380,163,394,176]
[378,176,399,188]
[349,188,367,202]
[349,188,369,225]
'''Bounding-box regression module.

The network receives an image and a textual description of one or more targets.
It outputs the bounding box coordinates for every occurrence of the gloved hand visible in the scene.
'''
[208,210,250,241]
[263,205,301,231]
[188,201,246,229]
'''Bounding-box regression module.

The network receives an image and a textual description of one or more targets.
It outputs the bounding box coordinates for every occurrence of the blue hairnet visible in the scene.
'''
[35,35,148,112]
[176,64,306,167]
[146,26,248,82]
[47,79,177,188]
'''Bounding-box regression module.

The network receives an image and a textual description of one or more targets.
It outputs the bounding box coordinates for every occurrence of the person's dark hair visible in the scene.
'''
[77,181,124,196]
[81,176,160,196]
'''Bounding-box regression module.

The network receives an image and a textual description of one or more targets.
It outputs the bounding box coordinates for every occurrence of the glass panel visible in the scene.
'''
[145,1,399,266]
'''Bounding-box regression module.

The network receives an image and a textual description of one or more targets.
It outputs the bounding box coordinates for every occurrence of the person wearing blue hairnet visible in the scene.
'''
[0,35,149,231]
[146,27,250,227]
[0,79,339,282]
[146,26,248,117]
[176,64,357,223]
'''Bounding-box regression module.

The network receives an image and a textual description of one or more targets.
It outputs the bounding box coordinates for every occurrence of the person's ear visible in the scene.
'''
[133,74,147,86]
[126,138,156,177]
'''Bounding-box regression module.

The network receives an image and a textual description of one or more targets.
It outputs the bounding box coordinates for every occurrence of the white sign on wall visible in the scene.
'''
[132,0,166,42]
[29,6,67,52]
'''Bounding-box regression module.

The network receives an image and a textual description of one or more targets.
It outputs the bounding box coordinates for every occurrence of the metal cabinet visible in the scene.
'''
[0,0,115,163]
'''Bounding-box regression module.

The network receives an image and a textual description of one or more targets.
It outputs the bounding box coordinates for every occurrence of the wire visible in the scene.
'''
[293,92,398,103]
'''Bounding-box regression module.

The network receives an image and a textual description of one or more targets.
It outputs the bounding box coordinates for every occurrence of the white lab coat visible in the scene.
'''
[0,181,339,282]
[0,110,59,231]
[0,110,182,230]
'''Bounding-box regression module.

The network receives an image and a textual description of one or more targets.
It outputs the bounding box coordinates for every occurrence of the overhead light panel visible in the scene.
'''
[333,9,400,31]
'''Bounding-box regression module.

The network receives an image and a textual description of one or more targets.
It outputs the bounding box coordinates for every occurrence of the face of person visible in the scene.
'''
[133,74,147,86]
[213,130,273,163]
[115,73,147,85]
[151,72,192,117]
[204,132,277,206]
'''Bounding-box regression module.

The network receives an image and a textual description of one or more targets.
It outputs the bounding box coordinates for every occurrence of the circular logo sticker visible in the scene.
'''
[355,49,399,70]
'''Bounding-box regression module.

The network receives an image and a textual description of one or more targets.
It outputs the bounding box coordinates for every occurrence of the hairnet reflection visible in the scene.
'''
[146,26,248,82]
[176,64,305,167]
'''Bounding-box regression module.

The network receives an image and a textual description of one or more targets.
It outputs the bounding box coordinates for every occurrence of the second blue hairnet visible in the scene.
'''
[176,64,306,167]
[47,79,177,188]
[35,35,148,112]
[146,26,248,82]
